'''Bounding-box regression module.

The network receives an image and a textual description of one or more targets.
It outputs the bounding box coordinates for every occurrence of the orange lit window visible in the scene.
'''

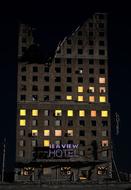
[99,87,106,93]
[89,96,95,102]
[99,77,105,84]
[91,110,96,117]
[55,130,62,136]
[102,140,108,147]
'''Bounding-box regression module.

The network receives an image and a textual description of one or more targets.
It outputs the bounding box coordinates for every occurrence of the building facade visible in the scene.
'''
[15,13,112,182]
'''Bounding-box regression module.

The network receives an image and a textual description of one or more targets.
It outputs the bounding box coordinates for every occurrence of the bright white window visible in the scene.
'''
[67,130,73,136]
[55,110,62,116]
[89,86,94,93]
[99,87,106,93]
[99,77,105,84]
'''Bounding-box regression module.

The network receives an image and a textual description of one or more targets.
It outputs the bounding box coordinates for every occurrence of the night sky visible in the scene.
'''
[0,1,131,173]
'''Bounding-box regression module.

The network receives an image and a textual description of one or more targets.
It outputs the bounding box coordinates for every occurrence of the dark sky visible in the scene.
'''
[0,1,131,173]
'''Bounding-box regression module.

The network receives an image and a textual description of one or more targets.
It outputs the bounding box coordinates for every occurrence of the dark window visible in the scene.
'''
[67,39,71,45]
[78,40,83,45]
[99,59,105,65]
[89,77,94,83]
[99,69,105,74]
[99,49,105,55]
[22,76,26,81]
[91,120,96,126]
[79,130,85,136]
[22,47,26,53]
[89,32,93,36]
[20,95,26,101]
[55,86,61,91]
[99,32,104,37]
[89,68,94,74]
[32,95,38,101]
[67,48,71,54]
[68,140,73,144]
[78,58,83,64]
[89,22,93,27]
[67,77,72,82]
[99,14,104,19]
[79,120,85,126]
[55,77,61,82]
[55,96,61,100]
[55,58,61,63]
[91,130,97,136]
[89,49,94,55]
[99,41,104,46]
[22,37,26,43]
[44,76,49,82]
[33,66,38,72]
[21,66,26,72]
[32,76,38,81]
[44,67,49,72]
[68,120,73,126]
[32,85,38,91]
[89,40,94,46]
[102,120,108,127]
[44,95,49,101]
[99,23,104,28]
[67,58,72,64]
[79,140,85,146]
[89,59,94,65]
[21,85,26,91]
[55,67,61,73]
[66,86,72,92]
[67,68,72,73]
[78,31,82,36]
[78,49,83,54]
[78,77,83,83]
[44,86,49,91]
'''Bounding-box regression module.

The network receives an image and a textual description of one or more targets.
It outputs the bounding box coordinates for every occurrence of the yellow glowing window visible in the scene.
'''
[91,110,96,117]
[89,86,94,93]
[101,111,108,117]
[102,140,109,147]
[20,119,26,126]
[78,86,83,92]
[99,96,106,102]
[99,77,106,84]
[55,110,62,116]
[66,96,72,100]
[32,109,38,116]
[79,110,85,117]
[32,130,38,136]
[44,130,50,136]
[89,96,95,102]
[78,96,84,102]
[44,140,50,147]
[67,130,73,136]
[55,130,62,136]
[67,110,73,117]
[20,109,26,116]
[99,87,106,93]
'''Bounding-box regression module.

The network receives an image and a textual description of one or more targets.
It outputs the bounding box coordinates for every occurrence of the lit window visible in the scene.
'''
[67,130,73,136]
[78,96,84,102]
[78,86,83,92]
[32,130,38,136]
[89,96,95,102]
[99,77,105,84]
[44,140,50,147]
[32,109,38,116]
[20,109,26,116]
[67,110,73,117]
[20,119,26,126]
[32,140,36,147]
[55,130,62,136]
[101,111,108,117]
[79,110,85,117]
[91,110,96,117]
[55,110,62,116]
[89,86,94,93]
[99,96,106,102]
[99,87,106,93]
[44,130,50,136]
[102,140,108,147]
[66,96,72,100]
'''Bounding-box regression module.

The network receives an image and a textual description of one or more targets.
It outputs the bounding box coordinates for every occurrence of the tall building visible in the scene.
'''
[15,13,112,182]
